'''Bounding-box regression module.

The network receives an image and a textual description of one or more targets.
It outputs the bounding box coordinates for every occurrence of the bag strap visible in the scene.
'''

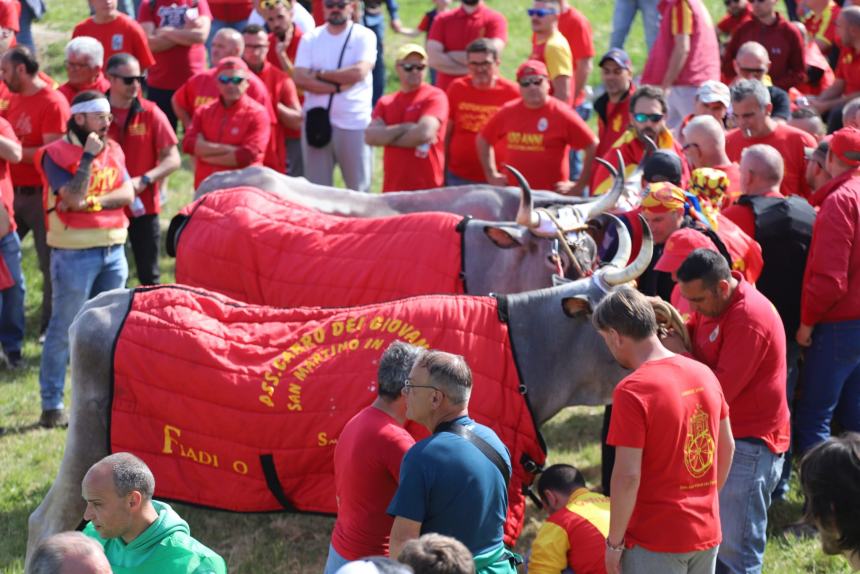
[436,420,511,487]
[326,23,355,111]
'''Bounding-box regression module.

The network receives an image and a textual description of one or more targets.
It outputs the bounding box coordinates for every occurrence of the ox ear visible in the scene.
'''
[561,295,592,317]
[484,225,527,249]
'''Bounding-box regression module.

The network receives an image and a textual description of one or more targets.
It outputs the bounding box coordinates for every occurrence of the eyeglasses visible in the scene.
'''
[111,74,145,85]
[86,112,113,122]
[518,77,544,87]
[259,0,286,8]
[218,74,246,85]
[324,0,348,8]
[527,7,558,17]
[65,60,94,70]
[400,63,426,72]
[682,142,700,151]
[402,382,440,394]
[467,60,493,68]
[739,66,767,75]
[633,112,664,123]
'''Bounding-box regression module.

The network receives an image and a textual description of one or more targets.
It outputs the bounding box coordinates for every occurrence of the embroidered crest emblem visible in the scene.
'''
[537,117,548,132]
[684,404,715,478]
[112,34,124,51]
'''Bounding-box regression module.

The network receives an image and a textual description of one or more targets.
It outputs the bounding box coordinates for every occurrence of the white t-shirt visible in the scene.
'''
[295,22,377,130]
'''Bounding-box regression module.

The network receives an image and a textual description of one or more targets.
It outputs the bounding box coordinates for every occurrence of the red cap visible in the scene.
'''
[516,59,549,81]
[215,56,249,74]
[654,228,719,274]
[829,127,860,167]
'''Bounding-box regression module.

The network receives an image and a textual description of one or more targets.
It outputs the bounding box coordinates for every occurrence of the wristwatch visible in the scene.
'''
[139,174,152,188]
[606,538,625,552]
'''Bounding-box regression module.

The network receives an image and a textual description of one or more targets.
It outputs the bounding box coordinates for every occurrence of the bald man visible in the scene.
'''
[808,7,860,131]
[733,41,791,121]
[30,532,111,574]
[171,27,274,129]
[842,96,860,128]
[682,114,741,200]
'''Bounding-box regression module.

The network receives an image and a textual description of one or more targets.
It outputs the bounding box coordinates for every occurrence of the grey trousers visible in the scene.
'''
[286,137,304,178]
[622,544,719,574]
[301,125,371,193]
[14,186,51,333]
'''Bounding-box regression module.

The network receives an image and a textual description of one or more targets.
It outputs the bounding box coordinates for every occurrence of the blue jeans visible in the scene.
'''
[716,439,784,574]
[322,543,350,574]
[794,319,860,455]
[570,102,593,182]
[773,339,802,500]
[17,1,35,53]
[363,14,385,106]
[39,244,128,410]
[0,231,25,355]
[445,170,482,186]
[610,0,660,50]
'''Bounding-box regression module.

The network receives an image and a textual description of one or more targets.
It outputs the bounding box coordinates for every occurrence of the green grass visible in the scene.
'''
[0,0,852,572]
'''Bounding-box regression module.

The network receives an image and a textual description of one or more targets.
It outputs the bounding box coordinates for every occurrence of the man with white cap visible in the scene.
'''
[365,43,448,192]
[676,80,730,142]
[34,90,134,428]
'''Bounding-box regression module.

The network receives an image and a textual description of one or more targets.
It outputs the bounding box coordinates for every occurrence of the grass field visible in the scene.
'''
[0,0,853,572]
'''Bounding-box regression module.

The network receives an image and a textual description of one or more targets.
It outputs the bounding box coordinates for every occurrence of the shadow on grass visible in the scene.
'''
[0,422,42,437]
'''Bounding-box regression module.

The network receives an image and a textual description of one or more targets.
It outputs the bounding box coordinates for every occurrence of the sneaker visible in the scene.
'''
[39,332,46,345]
[39,409,68,429]
[5,350,23,369]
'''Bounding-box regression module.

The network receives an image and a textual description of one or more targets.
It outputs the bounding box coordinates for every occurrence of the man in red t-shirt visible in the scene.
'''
[58,37,111,104]
[444,38,519,186]
[73,0,156,72]
[669,248,789,574]
[808,7,860,132]
[183,57,270,187]
[478,60,596,194]
[242,24,301,172]
[594,285,733,574]
[172,27,275,130]
[726,79,816,198]
[106,53,180,285]
[324,341,422,574]
[0,46,70,337]
[138,0,213,130]
[427,0,508,92]
[366,44,448,192]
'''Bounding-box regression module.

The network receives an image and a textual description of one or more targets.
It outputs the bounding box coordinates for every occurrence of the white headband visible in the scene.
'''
[70,98,111,115]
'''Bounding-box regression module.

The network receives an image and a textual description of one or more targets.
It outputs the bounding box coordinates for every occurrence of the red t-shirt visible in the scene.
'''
[207,0,252,22]
[4,88,70,186]
[835,46,860,96]
[331,406,416,560]
[607,355,727,553]
[173,68,276,124]
[266,27,303,70]
[428,5,508,91]
[0,0,20,32]
[0,116,19,231]
[558,6,594,106]
[373,83,449,192]
[109,98,178,215]
[57,74,111,103]
[481,97,596,190]
[726,123,816,199]
[73,14,157,71]
[183,94,270,187]
[253,61,299,172]
[688,273,791,453]
[446,75,519,183]
[138,0,212,90]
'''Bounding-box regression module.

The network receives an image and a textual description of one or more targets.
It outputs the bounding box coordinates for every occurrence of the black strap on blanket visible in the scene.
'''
[435,420,510,487]
[259,454,298,511]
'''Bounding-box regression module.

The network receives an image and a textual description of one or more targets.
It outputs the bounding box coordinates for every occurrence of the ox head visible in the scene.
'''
[501,216,654,423]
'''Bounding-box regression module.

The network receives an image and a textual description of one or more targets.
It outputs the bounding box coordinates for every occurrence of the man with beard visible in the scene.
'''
[1,46,70,343]
[294,0,376,192]
[34,90,133,428]
[106,53,180,286]
[58,37,111,104]
[590,85,690,195]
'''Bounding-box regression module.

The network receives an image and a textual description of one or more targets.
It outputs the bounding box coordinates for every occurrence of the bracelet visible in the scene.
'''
[139,174,152,188]
[85,194,103,212]
[81,151,96,161]
[335,84,341,93]
[606,537,625,553]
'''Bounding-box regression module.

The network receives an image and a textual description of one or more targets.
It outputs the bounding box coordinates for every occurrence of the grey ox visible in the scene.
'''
[25,221,654,564]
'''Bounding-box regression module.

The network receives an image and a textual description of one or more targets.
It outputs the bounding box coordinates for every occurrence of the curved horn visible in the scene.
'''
[604,214,632,270]
[602,214,654,286]
[505,164,540,229]
[616,149,626,180]
[595,156,618,179]
[642,134,658,156]
[586,174,623,219]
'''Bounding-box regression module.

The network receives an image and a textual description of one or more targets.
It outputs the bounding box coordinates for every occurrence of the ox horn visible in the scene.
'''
[505,164,540,229]
[602,214,654,286]
[604,214,632,270]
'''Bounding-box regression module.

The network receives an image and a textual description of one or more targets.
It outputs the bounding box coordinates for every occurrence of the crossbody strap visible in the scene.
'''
[436,420,511,487]
[326,23,355,111]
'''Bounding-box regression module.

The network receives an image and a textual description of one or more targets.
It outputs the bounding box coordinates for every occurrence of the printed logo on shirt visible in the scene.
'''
[507,131,545,152]
[456,101,503,133]
[156,3,188,27]
[14,114,32,136]
[231,127,239,135]
[708,325,719,343]
[129,122,147,136]
[88,166,120,194]
[0,98,9,111]
[611,114,622,133]
[537,117,548,132]
[112,34,124,51]
[193,95,216,109]
[683,404,715,479]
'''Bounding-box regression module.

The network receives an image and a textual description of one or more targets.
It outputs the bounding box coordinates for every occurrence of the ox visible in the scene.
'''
[26,222,654,564]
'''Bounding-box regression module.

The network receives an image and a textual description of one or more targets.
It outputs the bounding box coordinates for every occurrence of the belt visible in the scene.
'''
[14,185,41,195]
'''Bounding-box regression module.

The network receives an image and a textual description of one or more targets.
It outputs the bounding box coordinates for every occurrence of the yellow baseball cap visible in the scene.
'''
[395,43,427,62]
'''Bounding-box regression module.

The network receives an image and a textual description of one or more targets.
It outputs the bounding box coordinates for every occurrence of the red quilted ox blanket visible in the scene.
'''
[173,187,466,307]
[110,286,546,545]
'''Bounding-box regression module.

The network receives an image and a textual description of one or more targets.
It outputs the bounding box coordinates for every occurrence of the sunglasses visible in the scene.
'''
[259,0,286,8]
[518,77,544,87]
[739,66,767,75]
[218,74,246,85]
[633,112,664,123]
[324,0,348,8]
[400,63,426,72]
[112,74,145,85]
[527,7,557,17]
